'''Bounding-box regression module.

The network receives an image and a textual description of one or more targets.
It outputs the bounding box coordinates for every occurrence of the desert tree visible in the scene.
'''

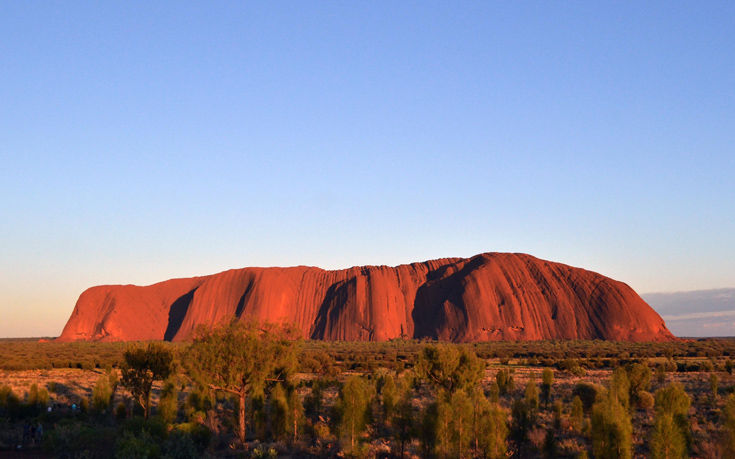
[710,373,719,403]
[496,369,514,396]
[120,342,174,419]
[267,383,289,441]
[541,368,554,407]
[552,400,563,430]
[304,379,324,421]
[389,371,416,458]
[450,389,473,458]
[471,389,508,459]
[419,395,454,458]
[418,400,440,457]
[415,344,484,397]
[525,377,540,412]
[655,364,667,385]
[638,390,655,411]
[286,385,304,444]
[0,386,21,419]
[265,381,303,444]
[376,370,397,426]
[334,375,372,451]
[27,383,49,409]
[488,380,500,403]
[511,398,535,450]
[627,363,651,393]
[590,389,632,459]
[543,428,558,458]
[483,403,508,459]
[391,389,415,458]
[722,394,735,456]
[573,382,604,414]
[469,388,489,454]
[571,395,584,432]
[610,367,630,412]
[627,363,651,408]
[654,382,691,454]
[512,378,545,452]
[92,369,119,414]
[650,411,687,459]
[157,376,179,424]
[184,320,300,444]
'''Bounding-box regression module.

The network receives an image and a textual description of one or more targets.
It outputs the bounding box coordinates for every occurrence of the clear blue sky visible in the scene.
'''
[1,2,733,337]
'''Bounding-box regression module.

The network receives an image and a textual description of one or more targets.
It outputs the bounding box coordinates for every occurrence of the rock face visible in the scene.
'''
[58,253,675,342]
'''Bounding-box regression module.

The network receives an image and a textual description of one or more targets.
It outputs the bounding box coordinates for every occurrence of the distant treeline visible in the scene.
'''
[2,337,735,372]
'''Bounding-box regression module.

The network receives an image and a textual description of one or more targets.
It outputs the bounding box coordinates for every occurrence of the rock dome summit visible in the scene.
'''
[58,252,675,342]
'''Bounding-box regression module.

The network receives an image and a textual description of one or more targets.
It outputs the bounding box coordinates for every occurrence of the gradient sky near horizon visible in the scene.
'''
[1,2,734,338]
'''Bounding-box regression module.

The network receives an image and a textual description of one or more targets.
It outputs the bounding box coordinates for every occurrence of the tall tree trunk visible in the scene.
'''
[293,406,298,444]
[238,391,247,444]
[350,392,355,449]
[143,393,150,419]
[443,415,449,457]
[458,412,463,459]
[473,401,478,454]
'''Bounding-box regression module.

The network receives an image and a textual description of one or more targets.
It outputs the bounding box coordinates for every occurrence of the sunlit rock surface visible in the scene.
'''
[58,253,675,342]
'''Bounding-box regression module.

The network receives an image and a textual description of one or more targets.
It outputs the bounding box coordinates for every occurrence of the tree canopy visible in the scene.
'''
[185,320,300,443]
[120,342,174,419]
[415,344,484,397]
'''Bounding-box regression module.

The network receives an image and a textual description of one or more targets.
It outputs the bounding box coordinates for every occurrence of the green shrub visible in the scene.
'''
[158,378,179,424]
[558,359,585,376]
[121,415,168,440]
[655,364,666,385]
[541,368,554,407]
[525,378,539,412]
[170,422,212,453]
[590,391,632,459]
[115,402,128,420]
[333,376,372,451]
[626,363,650,407]
[573,382,604,413]
[28,383,50,407]
[637,391,654,411]
[0,385,20,415]
[510,398,536,447]
[476,398,507,459]
[488,381,500,403]
[115,430,161,459]
[571,396,584,431]
[650,412,686,459]
[496,369,514,396]
[377,372,397,424]
[722,394,735,456]
[710,373,719,402]
[92,375,114,414]
[610,368,630,411]
[43,420,116,458]
[654,383,691,454]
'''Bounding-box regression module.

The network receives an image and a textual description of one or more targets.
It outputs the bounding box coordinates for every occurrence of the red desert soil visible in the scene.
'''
[58,252,675,343]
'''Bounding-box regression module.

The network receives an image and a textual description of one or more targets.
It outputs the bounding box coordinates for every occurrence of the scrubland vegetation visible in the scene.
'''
[2,332,735,458]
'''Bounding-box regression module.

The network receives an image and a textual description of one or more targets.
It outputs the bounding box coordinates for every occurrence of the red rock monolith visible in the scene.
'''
[58,253,675,342]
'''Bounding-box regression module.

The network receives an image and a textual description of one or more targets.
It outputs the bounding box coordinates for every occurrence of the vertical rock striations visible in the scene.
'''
[58,253,675,342]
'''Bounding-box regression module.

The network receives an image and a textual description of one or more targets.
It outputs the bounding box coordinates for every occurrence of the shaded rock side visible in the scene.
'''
[58,253,675,342]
